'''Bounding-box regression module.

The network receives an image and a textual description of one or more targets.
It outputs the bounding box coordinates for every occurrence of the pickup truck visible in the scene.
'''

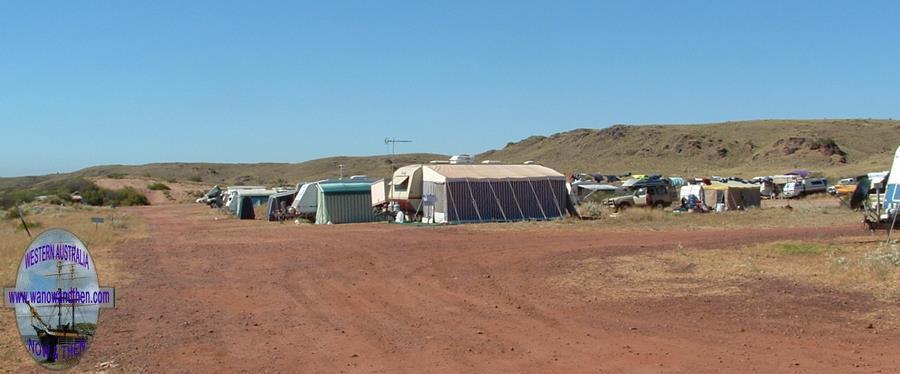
[605,182,678,211]
[827,177,858,196]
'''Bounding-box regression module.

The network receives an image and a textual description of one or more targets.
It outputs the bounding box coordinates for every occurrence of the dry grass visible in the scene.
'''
[469,204,860,233]
[552,236,900,328]
[253,203,269,220]
[0,203,146,370]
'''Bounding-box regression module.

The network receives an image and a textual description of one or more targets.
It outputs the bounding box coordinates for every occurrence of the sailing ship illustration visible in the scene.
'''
[23,259,94,363]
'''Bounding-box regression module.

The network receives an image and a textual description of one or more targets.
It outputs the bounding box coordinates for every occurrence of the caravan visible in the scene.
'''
[861,146,900,230]
[782,178,828,198]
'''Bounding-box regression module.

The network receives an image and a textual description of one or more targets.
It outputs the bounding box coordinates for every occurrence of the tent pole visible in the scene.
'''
[487,179,507,221]
[465,178,484,222]
[507,178,525,220]
[447,182,461,223]
[887,207,899,244]
[528,179,548,220]
[545,177,564,218]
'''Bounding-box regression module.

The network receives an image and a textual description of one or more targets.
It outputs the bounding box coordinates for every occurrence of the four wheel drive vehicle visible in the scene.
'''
[605,182,678,211]
[782,178,828,198]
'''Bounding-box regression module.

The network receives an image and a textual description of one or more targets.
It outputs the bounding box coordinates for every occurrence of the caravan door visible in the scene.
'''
[883,145,900,217]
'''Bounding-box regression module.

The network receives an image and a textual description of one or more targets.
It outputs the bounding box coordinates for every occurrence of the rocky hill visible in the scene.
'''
[478,119,900,179]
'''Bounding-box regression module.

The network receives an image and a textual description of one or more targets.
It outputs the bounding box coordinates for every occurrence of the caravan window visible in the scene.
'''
[393,176,410,192]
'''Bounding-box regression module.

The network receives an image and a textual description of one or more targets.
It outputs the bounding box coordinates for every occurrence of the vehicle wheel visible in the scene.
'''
[617,203,631,212]
[652,201,665,209]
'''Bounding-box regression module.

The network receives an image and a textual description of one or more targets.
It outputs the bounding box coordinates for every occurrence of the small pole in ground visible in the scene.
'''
[16,205,31,238]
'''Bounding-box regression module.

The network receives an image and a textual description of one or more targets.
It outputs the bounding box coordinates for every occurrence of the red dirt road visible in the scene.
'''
[70,205,896,372]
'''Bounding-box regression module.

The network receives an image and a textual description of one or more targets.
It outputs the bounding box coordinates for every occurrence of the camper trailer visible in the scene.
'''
[290,181,336,217]
[449,154,475,164]
[371,179,390,207]
[782,178,828,198]
[221,186,267,210]
[389,164,424,213]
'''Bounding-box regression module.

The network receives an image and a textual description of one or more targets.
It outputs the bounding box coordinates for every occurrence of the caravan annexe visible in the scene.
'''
[418,164,569,224]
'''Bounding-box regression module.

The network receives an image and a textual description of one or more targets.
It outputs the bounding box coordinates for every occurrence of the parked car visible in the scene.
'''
[605,179,678,211]
[782,178,828,198]
[827,177,858,196]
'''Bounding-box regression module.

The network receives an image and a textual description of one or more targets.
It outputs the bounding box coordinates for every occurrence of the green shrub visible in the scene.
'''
[0,177,150,209]
[105,187,149,206]
[17,220,41,232]
[188,175,203,182]
[577,201,605,218]
[106,173,127,179]
[147,182,171,191]
[811,137,838,149]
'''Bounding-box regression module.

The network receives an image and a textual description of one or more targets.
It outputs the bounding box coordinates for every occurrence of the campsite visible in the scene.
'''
[2,138,900,372]
[2,198,897,372]
[6,2,900,370]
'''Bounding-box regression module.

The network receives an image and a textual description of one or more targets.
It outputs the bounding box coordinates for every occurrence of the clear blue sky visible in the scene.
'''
[2,1,899,177]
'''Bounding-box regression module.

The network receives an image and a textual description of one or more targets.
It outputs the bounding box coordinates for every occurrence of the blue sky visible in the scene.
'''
[1,1,899,176]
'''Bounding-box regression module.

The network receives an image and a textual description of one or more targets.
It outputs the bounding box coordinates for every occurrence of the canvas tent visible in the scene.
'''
[703,182,762,210]
[420,164,568,224]
[238,196,255,219]
[315,182,378,224]
[679,182,761,211]
[234,190,277,219]
[266,189,298,221]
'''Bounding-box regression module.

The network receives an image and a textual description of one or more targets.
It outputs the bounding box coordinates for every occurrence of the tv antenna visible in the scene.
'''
[384,137,412,155]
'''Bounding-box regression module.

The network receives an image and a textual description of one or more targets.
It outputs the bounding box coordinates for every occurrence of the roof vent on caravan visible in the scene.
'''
[523,160,539,165]
[429,160,450,164]
[449,154,475,164]
[349,175,369,180]
[480,160,502,164]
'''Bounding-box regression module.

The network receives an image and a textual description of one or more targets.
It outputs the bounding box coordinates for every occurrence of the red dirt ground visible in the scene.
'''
[56,205,899,372]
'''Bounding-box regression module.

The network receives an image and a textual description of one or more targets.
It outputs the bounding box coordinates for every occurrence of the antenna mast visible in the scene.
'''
[384,137,412,155]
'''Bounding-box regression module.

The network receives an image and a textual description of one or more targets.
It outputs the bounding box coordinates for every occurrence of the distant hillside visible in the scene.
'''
[2,119,899,193]
[0,153,446,191]
[479,119,900,179]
